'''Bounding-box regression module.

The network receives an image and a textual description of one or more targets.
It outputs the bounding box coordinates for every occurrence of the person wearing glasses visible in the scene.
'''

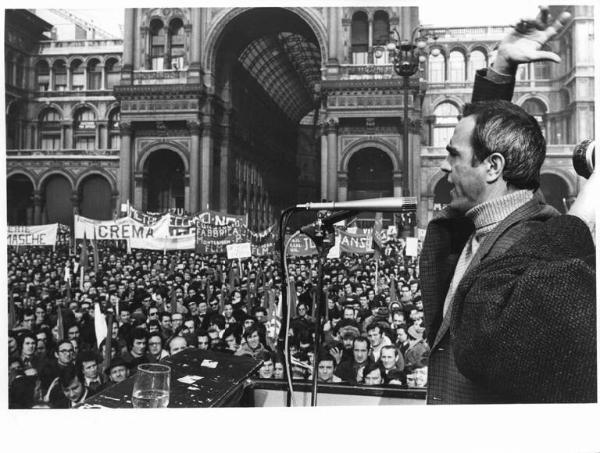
[38,340,75,397]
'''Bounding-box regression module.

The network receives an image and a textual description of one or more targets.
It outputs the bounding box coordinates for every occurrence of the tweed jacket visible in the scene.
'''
[422,194,560,404]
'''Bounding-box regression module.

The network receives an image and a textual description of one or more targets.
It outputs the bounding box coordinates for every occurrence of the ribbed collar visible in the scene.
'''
[466,190,534,234]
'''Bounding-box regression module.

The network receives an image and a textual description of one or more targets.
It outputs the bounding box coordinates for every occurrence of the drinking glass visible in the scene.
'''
[131,363,171,408]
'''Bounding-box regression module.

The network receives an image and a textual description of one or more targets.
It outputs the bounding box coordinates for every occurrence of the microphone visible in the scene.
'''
[572,139,595,179]
[296,197,417,212]
[299,210,359,236]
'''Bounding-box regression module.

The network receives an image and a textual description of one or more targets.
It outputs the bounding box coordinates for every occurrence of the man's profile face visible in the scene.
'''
[169,337,188,355]
[442,115,489,213]
[353,340,369,364]
[367,327,382,348]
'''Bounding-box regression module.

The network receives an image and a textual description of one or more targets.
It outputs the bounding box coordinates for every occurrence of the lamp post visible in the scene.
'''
[387,28,435,198]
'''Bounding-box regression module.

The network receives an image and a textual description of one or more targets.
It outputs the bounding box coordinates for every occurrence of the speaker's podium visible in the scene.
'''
[82,349,262,408]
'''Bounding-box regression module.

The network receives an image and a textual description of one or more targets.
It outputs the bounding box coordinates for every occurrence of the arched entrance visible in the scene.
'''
[79,175,113,220]
[347,148,393,200]
[212,8,323,219]
[7,174,34,225]
[540,173,569,214]
[41,174,73,227]
[433,174,453,211]
[143,149,185,212]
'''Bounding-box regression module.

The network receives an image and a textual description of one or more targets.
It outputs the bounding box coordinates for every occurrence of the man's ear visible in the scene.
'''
[486,153,506,183]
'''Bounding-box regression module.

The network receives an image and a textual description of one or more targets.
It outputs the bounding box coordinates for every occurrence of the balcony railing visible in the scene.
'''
[38,39,123,51]
[6,148,120,157]
[338,64,396,80]
[133,69,188,85]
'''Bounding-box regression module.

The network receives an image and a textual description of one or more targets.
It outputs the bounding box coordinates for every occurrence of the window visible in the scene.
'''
[428,52,445,83]
[372,11,389,46]
[469,50,486,77]
[74,136,95,150]
[70,60,84,90]
[533,61,550,80]
[6,54,14,86]
[87,59,102,90]
[39,108,62,151]
[448,50,465,82]
[105,58,121,89]
[74,108,96,151]
[168,19,185,70]
[433,102,460,146]
[351,11,368,64]
[74,109,96,130]
[36,61,50,91]
[53,60,67,91]
[16,56,25,89]
[150,19,165,70]
[108,110,120,150]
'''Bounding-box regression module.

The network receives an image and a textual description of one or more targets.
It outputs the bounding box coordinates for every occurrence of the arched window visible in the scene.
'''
[521,98,547,138]
[70,59,84,90]
[168,18,185,69]
[469,50,486,77]
[87,59,102,90]
[351,11,369,64]
[105,58,121,89]
[150,19,166,70]
[52,60,67,91]
[373,11,390,46]
[533,61,550,80]
[39,108,62,150]
[428,52,445,83]
[6,103,19,149]
[448,50,465,82]
[433,102,460,146]
[73,108,96,150]
[108,109,121,150]
[36,60,50,91]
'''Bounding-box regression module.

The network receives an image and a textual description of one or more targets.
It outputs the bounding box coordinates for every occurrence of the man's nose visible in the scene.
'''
[440,158,451,174]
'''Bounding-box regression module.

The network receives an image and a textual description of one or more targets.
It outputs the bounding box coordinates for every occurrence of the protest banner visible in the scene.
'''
[129,233,197,251]
[8,224,58,246]
[196,210,248,227]
[286,233,318,257]
[338,230,373,254]
[74,215,162,240]
[226,242,252,260]
[196,222,249,255]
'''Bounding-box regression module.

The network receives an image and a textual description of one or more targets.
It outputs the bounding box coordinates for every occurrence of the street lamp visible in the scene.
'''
[387,27,437,198]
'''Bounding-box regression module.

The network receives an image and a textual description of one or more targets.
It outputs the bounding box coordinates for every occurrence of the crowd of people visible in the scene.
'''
[8,234,429,409]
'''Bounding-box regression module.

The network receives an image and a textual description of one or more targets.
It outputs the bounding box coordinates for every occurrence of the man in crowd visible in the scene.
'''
[334,337,371,385]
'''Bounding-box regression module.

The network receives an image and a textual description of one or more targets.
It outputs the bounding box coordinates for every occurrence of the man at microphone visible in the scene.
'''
[420,7,596,404]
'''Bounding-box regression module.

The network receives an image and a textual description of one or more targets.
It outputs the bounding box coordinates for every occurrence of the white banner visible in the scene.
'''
[8,224,58,246]
[226,242,252,259]
[129,233,196,251]
[74,215,167,240]
[405,237,419,257]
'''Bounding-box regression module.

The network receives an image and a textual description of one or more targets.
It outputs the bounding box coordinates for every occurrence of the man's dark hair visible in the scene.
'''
[353,336,370,350]
[128,327,148,349]
[366,322,382,335]
[462,100,545,190]
[362,360,385,383]
[243,324,260,340]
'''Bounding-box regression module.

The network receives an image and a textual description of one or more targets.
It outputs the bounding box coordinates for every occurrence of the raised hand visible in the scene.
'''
[493,6,572,75]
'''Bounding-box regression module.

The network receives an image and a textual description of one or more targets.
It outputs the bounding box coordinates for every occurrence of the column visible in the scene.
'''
[393,171,403,197]
[66,66,72,91]
[24,123,32,149]
[188,120,201,214]
[200,111,213,210]
[219,124,230,212]
[133,172,144,210]
[99,121,108,150]
[61,121,72,149]
[337,173,348,201]
[33,190,43,225]
[99,64,106,90]
[119,122,133,205]
[327,8,337,63]
[326,118,338,201]
[70,192,80,216]
[320,125,328,200]
[122,9,135,71]
[189,8,202,73]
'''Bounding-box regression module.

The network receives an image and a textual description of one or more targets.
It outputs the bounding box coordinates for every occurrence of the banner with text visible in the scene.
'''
[8,224,58,246]
[75,215,163,240]
[338,230,373,254]
[196,222,249,255]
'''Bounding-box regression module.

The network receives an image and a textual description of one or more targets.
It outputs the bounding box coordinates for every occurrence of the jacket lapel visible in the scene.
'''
[431,199,545,349]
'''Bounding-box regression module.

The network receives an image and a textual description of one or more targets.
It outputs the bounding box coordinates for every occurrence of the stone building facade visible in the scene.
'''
[5,6,594,230]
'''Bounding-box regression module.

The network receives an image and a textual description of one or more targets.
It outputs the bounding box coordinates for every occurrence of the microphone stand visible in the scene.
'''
[300,211,336,406]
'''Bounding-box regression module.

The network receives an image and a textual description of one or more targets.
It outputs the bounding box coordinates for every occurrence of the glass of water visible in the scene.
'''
[132,363,171,408]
